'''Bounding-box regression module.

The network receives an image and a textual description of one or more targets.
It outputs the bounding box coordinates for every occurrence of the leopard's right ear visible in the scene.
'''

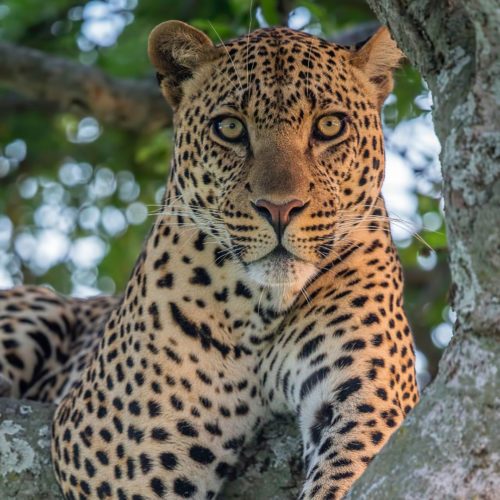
[350,27,404,108]
[148,21,218,109]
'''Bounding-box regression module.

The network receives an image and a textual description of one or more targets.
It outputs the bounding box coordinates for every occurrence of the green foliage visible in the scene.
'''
[0,0,450,382]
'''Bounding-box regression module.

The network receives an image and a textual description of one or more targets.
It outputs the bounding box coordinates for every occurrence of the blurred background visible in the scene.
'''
[0,0,451,387]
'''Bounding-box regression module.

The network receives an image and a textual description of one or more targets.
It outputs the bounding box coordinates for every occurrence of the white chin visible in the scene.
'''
[246,254,318,312]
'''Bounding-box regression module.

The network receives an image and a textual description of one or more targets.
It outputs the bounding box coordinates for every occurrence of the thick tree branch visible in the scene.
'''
[0,21,378,132]
[0,41,171,133]
[0,398,60,499]
[0,92,58,115]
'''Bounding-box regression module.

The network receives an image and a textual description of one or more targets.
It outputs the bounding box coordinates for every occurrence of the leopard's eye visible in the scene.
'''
[314,114,347,140]
[213,116,246,142]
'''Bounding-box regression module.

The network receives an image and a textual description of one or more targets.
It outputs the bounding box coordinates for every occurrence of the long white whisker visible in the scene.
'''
[246,0,254,89]
[257,287,266,316]
[305,38,314,97]
[208,21,244,91]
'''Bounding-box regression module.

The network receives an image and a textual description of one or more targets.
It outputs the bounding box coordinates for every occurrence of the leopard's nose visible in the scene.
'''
[252,198,307,236]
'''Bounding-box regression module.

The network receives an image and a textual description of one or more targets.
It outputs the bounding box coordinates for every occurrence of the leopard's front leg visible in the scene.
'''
[259,282,419,499]
[296,356,406,499]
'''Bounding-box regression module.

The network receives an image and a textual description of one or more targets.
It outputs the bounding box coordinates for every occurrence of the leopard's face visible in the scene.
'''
[150,23,400,308]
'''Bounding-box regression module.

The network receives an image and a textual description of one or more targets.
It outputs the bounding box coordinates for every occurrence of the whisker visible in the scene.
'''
[323,223,435,253]
[305,38,314,97]
[257,287,266,316]
[210,61,243,97]
[246,0,254,89]
[299,286,312,306]
[208,21,244,91]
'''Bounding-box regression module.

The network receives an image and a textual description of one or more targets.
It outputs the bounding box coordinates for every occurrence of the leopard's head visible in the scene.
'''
[149,21,403,309]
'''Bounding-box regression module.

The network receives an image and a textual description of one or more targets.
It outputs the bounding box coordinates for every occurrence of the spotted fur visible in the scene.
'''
[0,21,418,499]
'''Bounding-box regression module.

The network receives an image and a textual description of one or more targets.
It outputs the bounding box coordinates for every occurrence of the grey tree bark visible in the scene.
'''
[1,1,499,498]
[347,0,500,497]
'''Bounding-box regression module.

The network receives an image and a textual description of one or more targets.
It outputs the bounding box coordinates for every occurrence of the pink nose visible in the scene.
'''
[253,198,306,235]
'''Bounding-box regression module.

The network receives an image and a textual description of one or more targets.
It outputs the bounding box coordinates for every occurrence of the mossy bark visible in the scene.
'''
[0,398,60,499]
[1,1,499,498]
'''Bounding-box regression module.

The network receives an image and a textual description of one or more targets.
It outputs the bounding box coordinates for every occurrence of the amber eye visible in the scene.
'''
[213,116,246,143]
[314,114,347,140]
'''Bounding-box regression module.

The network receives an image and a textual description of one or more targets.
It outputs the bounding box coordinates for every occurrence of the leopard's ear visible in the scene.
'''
[148,21,217,109]
[351,27,404,108]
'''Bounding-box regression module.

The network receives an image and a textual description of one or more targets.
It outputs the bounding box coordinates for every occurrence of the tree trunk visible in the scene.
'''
[346,0,500,497]
[1,2,498,498]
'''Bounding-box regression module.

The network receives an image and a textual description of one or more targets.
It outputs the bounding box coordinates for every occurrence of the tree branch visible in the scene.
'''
[0,398,60,499]
[0,92,59,115]
[0,21,379,132]
[0,41,171,133]
[277,0,295,26]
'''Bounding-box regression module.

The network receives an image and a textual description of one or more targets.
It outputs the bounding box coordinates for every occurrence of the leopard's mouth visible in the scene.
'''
[243,245,319,311]
[253,244,304,266]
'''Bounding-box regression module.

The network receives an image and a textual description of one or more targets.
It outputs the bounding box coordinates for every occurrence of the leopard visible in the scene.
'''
[0,20,419,500]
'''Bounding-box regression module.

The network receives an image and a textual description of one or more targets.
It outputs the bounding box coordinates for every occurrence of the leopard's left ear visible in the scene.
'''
[351,27,404,108]
[148,20,219,109]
